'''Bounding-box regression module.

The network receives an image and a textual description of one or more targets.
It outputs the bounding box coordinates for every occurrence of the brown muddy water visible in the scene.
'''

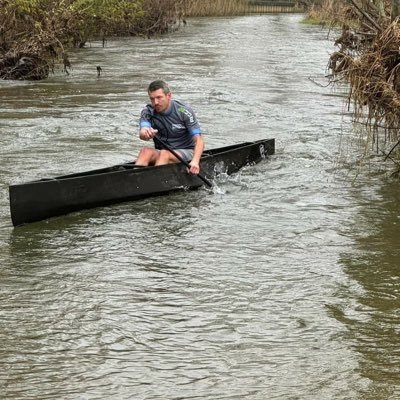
[0,14,399,400]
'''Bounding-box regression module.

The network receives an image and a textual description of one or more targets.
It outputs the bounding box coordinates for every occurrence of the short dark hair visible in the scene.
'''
[148,80,170,94]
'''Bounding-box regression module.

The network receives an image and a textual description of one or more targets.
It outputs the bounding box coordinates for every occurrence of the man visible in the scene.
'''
[136,80,204,175]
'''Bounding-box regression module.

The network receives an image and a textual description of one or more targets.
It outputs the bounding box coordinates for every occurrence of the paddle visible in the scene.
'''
[153,135,212,188]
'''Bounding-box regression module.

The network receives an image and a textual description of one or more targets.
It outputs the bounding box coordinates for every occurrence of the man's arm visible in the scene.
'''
[189,135,204,175]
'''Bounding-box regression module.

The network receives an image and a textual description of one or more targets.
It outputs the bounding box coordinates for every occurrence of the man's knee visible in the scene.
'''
[139,147,153,157]
[136,147,157,165]
[157,150,176,164]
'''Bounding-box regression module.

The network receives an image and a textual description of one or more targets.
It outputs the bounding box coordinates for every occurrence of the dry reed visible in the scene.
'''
[185,0,249,17]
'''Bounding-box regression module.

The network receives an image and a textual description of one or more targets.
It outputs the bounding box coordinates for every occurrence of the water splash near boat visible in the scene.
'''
[210,179,226,195]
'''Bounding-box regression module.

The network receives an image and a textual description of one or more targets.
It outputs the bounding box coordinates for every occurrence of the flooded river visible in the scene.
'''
[0,13,399,400]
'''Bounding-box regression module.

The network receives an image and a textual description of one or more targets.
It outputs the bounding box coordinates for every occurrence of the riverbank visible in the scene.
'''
[0,0,179,80]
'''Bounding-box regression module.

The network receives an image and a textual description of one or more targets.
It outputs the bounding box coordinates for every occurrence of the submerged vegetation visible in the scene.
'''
[305,0,400,176]
[0,0,249,80]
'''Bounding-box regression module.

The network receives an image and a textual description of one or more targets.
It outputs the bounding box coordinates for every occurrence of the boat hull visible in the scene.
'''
[9,139,274,226]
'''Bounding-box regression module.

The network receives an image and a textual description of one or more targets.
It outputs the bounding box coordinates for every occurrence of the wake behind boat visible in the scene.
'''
[9,139,275,226]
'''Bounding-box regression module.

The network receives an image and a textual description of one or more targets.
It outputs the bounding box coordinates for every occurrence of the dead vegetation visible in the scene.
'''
[309,1,400,174]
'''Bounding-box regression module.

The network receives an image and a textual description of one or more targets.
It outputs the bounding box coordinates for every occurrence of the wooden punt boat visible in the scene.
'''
[9,138,275,226]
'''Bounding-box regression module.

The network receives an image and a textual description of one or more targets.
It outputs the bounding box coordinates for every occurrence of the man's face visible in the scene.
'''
[149,88,172,113]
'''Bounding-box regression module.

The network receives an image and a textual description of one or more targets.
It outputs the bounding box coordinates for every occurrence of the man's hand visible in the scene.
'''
[139,127,158,141]
[188,160,200,175]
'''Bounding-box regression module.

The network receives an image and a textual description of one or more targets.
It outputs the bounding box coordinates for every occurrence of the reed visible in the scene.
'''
[303,0,357,26]
[184,0,249,17]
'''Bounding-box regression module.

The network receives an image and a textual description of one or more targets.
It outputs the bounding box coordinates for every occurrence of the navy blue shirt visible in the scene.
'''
[139,99,201,150]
